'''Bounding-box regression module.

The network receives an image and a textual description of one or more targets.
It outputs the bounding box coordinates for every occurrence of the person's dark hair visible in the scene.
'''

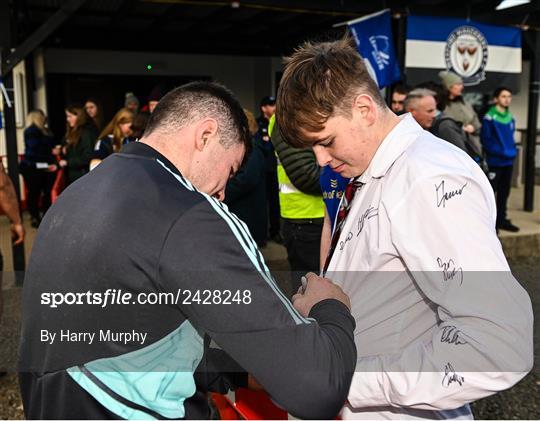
[148,84,166,103]
[260,96,276,107]
[276,36,386,148]
[144,82,251,153]
[85,97,104,131]
[392,83,409,96]
[65,103,88,147]
[493,86,512,99]
[131,112,150,139]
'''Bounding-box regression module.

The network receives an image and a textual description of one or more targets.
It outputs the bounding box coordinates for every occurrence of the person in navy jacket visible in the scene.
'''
[20,110,57,227]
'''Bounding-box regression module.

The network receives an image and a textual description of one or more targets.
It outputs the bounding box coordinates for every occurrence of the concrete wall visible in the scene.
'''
[43,48,282,114]
[33,49,48,115]
[511,60,535,130]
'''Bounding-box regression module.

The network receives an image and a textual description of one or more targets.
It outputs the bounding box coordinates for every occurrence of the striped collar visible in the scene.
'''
[120,141,182,177]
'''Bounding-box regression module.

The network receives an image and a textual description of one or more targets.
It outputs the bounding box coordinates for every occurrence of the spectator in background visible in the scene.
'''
[256,95,276,130]
[20,110,57,227]
[256,96,281,243]
[58,104,98,185]
[224,110,267,247]
[146,85,166,114]
[439,71,483,154]
[84,98,104,132]
[90,108,135,170]
[390,83,408,115]
[131,111,150,140]
[404,88,438,130]
[481,87,519,233]
[407,88,486,169]
[124,92,139,114]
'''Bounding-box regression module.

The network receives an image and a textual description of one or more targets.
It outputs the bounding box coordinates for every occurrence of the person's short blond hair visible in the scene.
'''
[243,109,258,136]
[276,36,386,148]
[26,110,49,135]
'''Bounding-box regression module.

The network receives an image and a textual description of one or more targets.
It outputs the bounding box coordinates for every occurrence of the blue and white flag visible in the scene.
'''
[406,15,521,90]
[348,10,401,89]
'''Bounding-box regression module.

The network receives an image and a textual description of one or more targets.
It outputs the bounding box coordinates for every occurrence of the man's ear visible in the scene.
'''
[194,118,219,152]
[352,94,377,126]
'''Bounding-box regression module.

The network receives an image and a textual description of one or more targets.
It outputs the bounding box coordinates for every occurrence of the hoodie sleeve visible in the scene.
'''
[158,199,356,419]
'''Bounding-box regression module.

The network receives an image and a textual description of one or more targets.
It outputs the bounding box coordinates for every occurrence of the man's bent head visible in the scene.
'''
[141,82,251,201]
[276,37,399,178]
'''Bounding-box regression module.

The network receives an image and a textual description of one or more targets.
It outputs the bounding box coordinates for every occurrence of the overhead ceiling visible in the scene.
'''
[9,0,540,57]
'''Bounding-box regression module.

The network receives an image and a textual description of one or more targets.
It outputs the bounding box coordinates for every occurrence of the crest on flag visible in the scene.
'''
[405,15,521,91]
[445,26,488,85]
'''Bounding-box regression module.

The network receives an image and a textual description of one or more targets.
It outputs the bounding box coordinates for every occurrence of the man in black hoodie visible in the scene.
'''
[19,82,356,420]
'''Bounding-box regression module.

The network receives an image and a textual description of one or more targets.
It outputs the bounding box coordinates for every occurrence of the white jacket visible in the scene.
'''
[326,114,533,419]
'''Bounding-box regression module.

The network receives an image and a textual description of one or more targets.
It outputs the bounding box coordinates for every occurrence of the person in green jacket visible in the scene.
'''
[58,104,99,185]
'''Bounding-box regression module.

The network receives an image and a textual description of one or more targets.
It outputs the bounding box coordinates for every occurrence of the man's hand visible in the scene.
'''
[11,223,24,245]
[292,272,351,317]
[463,124,475,134]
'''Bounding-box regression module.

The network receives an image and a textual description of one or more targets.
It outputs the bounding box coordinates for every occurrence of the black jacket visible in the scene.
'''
[224,136,267,246]
[19,142,356,419]
[63,124,98,184]
[21,125,56,169]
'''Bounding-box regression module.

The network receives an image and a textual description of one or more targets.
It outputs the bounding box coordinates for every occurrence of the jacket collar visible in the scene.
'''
[358,113,423,183]
[120,141,182,177]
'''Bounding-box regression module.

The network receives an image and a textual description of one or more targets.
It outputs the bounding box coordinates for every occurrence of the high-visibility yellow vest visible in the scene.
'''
[269,116,324,219]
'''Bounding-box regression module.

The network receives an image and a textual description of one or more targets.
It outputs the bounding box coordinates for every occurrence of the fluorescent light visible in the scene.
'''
[496,0,530,10]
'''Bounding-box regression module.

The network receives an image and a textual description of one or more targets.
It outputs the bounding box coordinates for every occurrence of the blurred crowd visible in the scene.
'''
[19,69,520,267]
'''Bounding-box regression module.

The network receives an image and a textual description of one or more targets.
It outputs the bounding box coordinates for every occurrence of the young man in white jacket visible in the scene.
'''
[281,37,533,420]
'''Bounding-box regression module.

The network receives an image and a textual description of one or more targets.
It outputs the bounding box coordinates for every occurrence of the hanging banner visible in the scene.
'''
[406,15,522,92]
[348,9,401,89]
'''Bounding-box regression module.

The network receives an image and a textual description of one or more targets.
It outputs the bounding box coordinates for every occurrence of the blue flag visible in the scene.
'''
[348,10,401,89]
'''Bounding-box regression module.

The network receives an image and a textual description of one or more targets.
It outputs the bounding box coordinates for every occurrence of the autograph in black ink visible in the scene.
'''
[339,232,353,251]
[357,206,379,236]
[437,257,463,285]
[338,206,378,251]
[441,326,467,345]
[435,180,467,208]
[442,363,465,388]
